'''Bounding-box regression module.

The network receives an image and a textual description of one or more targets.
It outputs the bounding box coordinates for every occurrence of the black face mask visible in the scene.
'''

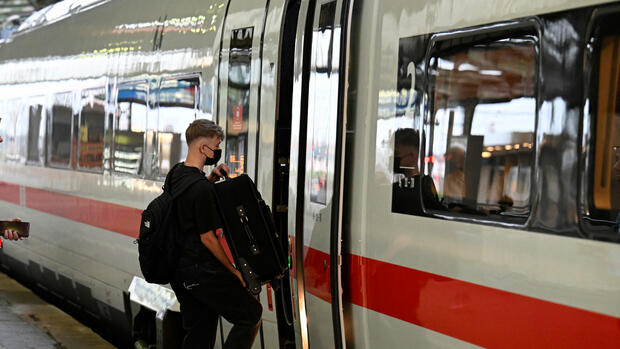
[204,146,222,166]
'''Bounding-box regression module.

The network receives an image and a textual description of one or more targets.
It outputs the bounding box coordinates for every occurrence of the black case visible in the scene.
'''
[213,174,287,295]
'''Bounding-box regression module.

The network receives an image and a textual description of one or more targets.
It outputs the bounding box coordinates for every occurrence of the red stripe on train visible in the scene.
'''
[299,246,620,347]
[1,181,620,347]
[0,181,141,238]
[344,251,620,348]
[0,182,20,205]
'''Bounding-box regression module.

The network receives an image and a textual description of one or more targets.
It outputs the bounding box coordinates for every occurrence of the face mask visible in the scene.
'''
[204,145,221,166]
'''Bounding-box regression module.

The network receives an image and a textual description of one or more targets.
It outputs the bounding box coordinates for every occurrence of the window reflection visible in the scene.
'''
[226,27,253,178]
[424,36,537,221]
[309,1,336,205]
[158,77,199,176]
[392,128,440,215]
[78,88,106,171]
[49,94,74,168]
[27,104,44,164]
[587,31,620,236]
[114,83,147,175]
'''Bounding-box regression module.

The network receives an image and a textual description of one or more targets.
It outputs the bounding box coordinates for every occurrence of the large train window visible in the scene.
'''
[114,82,148,175]
[582,11,620,240]
[157,75,200,176]
[77,88,106,172]
[422,28,537,223]
[48,93,75,168]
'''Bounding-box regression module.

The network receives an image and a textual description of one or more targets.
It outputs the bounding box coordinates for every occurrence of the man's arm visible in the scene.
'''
[199,230,246,287]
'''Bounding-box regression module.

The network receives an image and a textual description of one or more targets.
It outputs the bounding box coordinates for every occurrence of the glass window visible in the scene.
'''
[157,76,199,176]
[4,101,28,162]
[226,27,253,178]
[48,94,74,168]
[27,104,45,164]
[78,88,106,171]
[114,82,148,175]
[585,20,620,238]
[423,34,537,222]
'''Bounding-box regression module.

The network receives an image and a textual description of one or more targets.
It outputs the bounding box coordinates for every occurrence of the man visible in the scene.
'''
[0,135,23,245]
[391,128,441,214]
[170,119,262,349]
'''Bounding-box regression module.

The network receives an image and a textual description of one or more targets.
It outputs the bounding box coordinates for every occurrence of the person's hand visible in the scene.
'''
[208,163,230,183]
[233,269,246,288]
[4,218,22,241]
[0,136,3,143]
[3,229,20,241]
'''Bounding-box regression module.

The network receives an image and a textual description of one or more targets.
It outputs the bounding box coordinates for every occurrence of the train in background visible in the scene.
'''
[0,0,619,348]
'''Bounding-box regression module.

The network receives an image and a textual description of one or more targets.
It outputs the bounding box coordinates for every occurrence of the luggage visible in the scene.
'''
[213,174,287,295]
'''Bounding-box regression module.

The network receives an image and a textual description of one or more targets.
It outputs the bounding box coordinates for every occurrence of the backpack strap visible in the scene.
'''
[164,162,207,200]
[162,162,184,193]
[171,175,206,200]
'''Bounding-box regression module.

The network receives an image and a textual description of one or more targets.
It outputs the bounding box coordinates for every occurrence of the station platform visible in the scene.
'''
[0,271,114,349]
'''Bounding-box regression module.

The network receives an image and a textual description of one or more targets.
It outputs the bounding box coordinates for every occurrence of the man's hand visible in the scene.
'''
[0,136,3,143]
[3,218,22,241]
[233,269,246,288]
[207,163,230,183]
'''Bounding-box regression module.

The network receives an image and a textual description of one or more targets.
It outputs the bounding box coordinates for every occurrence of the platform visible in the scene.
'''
[0,271,114,349]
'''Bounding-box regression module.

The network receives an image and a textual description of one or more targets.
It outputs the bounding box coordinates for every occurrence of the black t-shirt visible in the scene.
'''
[171,163,223,268]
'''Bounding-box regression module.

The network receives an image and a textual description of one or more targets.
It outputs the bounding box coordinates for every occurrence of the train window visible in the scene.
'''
[422,33,537,223]
[583,15,620,239]
[114,82,147,175]
[78,88,106,171]
[48,94,75,168]
[26,104,45,164]
[157,76,199,176]
[225,27,253,178]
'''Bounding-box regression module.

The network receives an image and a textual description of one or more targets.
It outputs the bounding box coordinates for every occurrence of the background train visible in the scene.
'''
[0,0,619,348]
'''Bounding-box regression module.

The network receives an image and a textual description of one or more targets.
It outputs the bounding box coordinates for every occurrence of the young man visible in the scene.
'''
[170,119,262,349]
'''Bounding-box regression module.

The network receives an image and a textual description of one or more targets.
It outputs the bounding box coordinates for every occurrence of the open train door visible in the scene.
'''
[216,0,288,348]
[288,0,352,348]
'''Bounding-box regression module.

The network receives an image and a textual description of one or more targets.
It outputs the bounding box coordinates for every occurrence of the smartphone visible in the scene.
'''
[0,221,29,238]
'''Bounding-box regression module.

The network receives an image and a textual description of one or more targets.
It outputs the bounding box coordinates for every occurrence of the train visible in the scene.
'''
[0,0,619,347]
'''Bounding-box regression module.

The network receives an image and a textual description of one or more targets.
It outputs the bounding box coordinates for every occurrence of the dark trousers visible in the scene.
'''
[171,262,262,349]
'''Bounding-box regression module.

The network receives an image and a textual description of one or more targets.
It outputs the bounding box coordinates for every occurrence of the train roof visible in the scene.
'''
[13,0,108,36]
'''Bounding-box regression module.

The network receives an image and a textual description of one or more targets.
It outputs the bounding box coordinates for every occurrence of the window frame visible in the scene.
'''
[154,72,202,179]
[579,4,620,242]
[421,19,542,228]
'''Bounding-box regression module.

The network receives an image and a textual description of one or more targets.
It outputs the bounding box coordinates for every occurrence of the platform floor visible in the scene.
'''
[0,271,114,349]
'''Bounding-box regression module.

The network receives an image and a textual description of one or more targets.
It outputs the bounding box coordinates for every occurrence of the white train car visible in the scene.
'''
[0,0,619,348]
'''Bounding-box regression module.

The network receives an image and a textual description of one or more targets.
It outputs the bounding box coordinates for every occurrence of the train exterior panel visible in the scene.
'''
[0,0,619,348]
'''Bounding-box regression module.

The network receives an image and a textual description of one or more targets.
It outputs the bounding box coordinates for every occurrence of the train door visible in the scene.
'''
[216,0,277,348]
[289,0,351,348]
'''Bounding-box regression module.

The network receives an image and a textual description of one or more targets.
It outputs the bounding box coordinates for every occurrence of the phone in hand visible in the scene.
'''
[0,221,30,238]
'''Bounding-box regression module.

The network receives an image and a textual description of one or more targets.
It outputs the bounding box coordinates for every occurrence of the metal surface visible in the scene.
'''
[0,0,620,348]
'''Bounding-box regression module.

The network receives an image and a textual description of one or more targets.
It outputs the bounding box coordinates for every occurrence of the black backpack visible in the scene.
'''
[136,163,205,284]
